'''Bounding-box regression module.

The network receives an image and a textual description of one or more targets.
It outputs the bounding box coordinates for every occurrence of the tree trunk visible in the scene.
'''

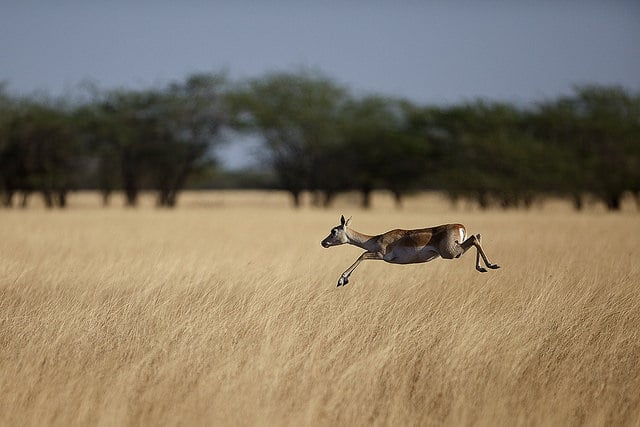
[122,153,139,207]
[290,190,301,208]
[124,184,138,207]
[477,191,490,210]
[125,191,137,207]
[572,193,583,211]
[157,188,169,207]
[322,191,336,208]
[57,190,67,208]
[20,192,29,208]
[2,190,14,207]
[392,190,403,209]
[41,190,54,208]
[167,190,178,208]
[605,193,621,211]
[102,190,111,207]
[361,186,372,209]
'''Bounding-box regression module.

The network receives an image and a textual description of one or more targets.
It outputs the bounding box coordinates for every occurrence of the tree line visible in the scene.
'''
[1,71,638,210]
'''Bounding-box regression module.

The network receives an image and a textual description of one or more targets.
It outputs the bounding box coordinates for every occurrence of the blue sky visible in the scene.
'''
[2,1,639,105]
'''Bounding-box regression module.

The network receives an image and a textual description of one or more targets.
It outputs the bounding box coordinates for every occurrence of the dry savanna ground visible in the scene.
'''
[1,191,639,426]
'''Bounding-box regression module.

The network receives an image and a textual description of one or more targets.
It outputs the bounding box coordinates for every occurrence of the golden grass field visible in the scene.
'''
[1,191,639,426]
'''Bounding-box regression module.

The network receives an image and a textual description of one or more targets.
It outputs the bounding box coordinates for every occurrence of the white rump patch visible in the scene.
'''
[459,227,465,243]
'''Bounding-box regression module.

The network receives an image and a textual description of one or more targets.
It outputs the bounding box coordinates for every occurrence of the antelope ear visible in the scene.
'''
[345,216,352,227]
[340,215,346,226]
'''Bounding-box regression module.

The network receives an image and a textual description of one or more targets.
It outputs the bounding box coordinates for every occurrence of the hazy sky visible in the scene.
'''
[2,1,639,105]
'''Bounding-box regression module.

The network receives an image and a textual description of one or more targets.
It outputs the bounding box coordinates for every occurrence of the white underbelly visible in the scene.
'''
[384,245,441,264]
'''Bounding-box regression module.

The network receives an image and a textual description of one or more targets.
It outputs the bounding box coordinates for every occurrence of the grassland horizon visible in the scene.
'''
[1,191,639,426]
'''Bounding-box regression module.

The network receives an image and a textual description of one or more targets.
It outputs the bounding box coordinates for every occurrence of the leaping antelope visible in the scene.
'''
[321,215,500,287]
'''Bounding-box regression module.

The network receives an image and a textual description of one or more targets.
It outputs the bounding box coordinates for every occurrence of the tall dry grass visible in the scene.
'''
[1,192,639,426]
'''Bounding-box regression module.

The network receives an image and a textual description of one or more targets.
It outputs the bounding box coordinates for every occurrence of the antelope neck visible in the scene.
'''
[345,228,379,252]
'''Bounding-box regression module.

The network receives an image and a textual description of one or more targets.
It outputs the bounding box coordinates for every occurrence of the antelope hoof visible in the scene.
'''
[476,266,488,273]
[337,276,349,287]
[488,263,500,269]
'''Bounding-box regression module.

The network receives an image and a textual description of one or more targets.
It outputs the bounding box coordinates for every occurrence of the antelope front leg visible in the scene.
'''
[337,251,383,287]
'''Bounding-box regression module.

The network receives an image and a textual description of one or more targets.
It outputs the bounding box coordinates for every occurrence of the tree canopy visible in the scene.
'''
[1,72,638,210]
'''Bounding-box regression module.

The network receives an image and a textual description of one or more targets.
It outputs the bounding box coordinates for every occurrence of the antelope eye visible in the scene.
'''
[331,229,337,235]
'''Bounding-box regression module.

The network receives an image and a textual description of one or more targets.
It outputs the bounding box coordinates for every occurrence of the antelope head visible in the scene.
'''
[321,215,351,248]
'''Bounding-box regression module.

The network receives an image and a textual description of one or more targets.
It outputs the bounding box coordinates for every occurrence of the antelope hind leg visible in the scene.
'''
[475,234,487,272]
[459,234,500,272]
[476,234,500,270]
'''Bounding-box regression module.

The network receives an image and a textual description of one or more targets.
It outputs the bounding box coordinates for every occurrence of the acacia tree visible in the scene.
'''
[528,99,587,209]
[92,90,157,206]
[0,99,82,208]
[82,73,228,207]
[340,96,429,208]
[75,98,122,205]
[419,101,549,209]
[0,85,17,206]
[149,73,229,207]
[570,86,640,210]
[532,86,640,210]
[228,70,348,207]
